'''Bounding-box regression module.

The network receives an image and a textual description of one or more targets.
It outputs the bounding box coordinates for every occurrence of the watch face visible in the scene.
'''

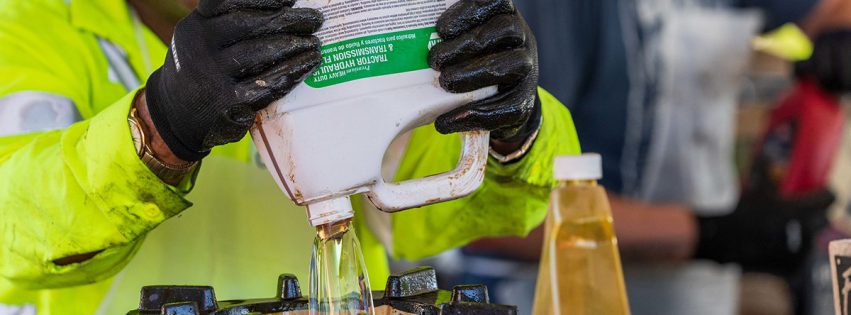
[129,119,145,156]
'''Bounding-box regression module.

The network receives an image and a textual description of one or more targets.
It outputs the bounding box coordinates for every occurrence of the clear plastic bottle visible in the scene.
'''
[531,154,630,315]
[309,219,375,315]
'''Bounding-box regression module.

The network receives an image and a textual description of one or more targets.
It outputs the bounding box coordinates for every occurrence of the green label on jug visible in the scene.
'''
[305,27,440,88]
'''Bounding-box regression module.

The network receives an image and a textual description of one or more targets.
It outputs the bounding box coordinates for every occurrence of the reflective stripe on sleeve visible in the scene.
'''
[0,304,36,315]
[0,91,81,136]
[97,38,141,91]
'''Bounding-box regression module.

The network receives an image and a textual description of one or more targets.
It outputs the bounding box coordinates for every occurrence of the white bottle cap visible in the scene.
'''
[554,153,603,180]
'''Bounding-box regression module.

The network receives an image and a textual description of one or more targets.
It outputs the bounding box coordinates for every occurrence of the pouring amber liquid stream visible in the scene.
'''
[309,219,375,315]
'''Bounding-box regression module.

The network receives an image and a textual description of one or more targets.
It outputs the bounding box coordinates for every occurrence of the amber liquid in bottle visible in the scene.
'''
[309,219,374,315]
[531,180,630,315]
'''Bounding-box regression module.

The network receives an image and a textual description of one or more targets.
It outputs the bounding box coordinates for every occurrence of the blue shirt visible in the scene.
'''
[515,0,818,194]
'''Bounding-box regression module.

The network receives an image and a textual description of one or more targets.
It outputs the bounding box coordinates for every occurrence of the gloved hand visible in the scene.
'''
[797,30,851,94]
[694,157,835,277]
[428,0,541,143]
[146,0,323,161]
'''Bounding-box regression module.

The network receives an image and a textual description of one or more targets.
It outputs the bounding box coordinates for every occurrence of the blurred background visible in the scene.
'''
[391,1,851,315]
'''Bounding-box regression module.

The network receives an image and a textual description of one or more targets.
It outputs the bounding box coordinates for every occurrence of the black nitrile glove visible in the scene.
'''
[146,0,323,161]
[695,157,835,277]
[797,30,851,94]
[428,0,541,142]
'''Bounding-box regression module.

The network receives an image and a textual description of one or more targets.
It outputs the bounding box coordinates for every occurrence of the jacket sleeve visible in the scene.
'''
[0,91,192,289]
[389,88,581,260]
[0,13,191,288]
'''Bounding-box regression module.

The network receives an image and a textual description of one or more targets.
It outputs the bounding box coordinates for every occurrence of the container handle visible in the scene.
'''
[366,130,490,212]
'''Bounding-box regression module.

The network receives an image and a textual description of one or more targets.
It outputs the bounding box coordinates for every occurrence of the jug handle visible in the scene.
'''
[366,130,490,212]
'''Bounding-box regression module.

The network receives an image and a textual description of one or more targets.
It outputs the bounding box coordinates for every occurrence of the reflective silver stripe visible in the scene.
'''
[170,37,181,72]
[0,304,36,315]
[97,38,141,91]
[0,92,81,136]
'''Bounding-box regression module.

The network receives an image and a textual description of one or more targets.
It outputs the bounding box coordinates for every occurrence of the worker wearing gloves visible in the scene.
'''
[0,0,579,314]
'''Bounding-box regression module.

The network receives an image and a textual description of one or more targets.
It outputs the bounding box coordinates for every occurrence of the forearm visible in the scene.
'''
[464,225,545,262]
[132,91,192,186]
[134,91,185,166]
[463,194,699,263]
[609,194,698,262]
[801,0,851,36]
[0,91,191,288]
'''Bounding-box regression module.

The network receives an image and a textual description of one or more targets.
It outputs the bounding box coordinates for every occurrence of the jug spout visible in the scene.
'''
[307,197,354,227]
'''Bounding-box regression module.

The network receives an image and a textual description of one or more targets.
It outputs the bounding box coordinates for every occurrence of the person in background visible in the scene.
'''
[458,0,851,314]
[0,0,580,314]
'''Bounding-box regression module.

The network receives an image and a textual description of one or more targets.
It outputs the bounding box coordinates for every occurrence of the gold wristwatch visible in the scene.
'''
[128,108,197,183]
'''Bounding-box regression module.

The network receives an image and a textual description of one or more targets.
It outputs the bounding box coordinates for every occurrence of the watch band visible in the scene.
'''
[139,146,198,183]
[129,108,197,182]
[489,116,542,164]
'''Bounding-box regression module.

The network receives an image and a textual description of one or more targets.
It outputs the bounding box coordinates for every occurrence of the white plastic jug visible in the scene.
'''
[251,0,496,227]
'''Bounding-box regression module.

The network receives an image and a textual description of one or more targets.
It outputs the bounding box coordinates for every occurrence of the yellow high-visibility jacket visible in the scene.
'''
[0,0,580,313]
